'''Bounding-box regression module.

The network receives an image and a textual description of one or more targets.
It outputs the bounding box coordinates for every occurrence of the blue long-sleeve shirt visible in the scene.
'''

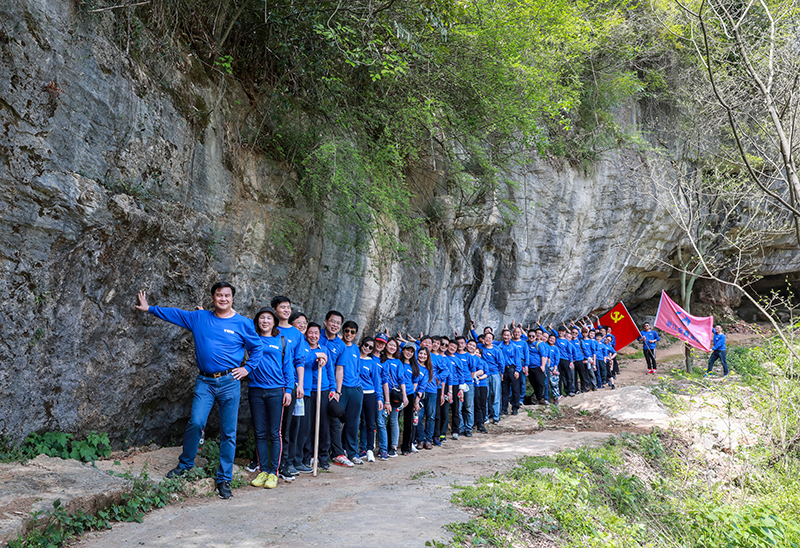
[297,339,314,392]
[309,345,335,392]
[554,336,571,362]
[148,306,262,375]
[472,354,488,387]
[481,346,503,375]
[712,333,726,351]
[640,330,660,350]
[568,339,585,362]
[277,325,306,372]
[498,342,523,372]
[419,366,438,393]
[249,334,294,392]
[547,343,561,371]
[432,354,451,388]
[455,351,473,385]
[335,344,361,388]
[511,339,529,371]
[382,358,407,392]
[359,357,383,400]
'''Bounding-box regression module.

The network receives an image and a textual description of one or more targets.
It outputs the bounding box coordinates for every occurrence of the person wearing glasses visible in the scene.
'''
[334,321,363,466]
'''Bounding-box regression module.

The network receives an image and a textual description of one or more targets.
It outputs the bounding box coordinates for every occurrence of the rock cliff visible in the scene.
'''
[0,0,794,444]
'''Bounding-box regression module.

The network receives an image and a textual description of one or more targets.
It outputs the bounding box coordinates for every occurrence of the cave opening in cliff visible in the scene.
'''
[738,273,800,323]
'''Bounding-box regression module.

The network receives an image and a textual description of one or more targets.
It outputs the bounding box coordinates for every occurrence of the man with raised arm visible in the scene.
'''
[135,283,262,500]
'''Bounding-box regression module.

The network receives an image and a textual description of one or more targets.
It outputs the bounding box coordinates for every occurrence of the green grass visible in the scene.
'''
[441,431,800,547]
[8,469,187,548]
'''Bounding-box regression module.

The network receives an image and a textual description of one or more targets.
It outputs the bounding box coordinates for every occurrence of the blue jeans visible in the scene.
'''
[388,407,400,449]
[248,386,285,474]
[461,386,475,433]
[179,373,240,482]
[339,386,363,460]
[487,374,501,421]
[377,407,388,452]
[707,350,728,375]
[416,392,437,443]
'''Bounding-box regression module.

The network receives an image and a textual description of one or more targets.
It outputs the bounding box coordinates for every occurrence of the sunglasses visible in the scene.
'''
[343,328,357,334]
[363,343,374,349]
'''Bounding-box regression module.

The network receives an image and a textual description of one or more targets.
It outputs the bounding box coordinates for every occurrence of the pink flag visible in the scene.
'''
[654,291,714,352]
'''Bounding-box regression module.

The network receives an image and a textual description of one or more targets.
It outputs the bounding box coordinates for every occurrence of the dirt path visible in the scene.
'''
[75,333,761,548]
[77,429,613,548]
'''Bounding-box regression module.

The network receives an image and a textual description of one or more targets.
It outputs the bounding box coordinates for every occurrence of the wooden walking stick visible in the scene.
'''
[313,356,322,477]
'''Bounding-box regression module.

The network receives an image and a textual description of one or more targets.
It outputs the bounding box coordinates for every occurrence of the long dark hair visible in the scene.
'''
[416,347,435,385]
[400,344,420,378]
[381,338,400,362]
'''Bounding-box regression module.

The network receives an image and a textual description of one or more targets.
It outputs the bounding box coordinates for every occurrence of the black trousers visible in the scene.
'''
[450,384,461,434]
[559,359,576,395]
[279,388,297,472]
[576,359,591,392]
[644,348,657,370]
[501,366,520,412]
[474,386,488,428]
[401,396,417,452]
[530,366,546,401]
[434,388,450,439]
[303,391,331,465]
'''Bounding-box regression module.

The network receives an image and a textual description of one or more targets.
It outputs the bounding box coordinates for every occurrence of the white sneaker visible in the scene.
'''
[366,450,375,463]
[410,444,419,453]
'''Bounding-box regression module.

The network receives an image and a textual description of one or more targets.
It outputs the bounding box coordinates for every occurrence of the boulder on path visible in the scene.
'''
[0,455,130,546]
[567,386,671,426]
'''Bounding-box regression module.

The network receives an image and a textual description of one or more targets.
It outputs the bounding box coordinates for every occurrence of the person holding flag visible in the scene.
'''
[638,322,660,374]
[705,325,728,378]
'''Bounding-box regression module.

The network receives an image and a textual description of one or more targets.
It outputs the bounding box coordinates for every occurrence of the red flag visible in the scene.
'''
[597,302,639,351]
[654,291,714,352]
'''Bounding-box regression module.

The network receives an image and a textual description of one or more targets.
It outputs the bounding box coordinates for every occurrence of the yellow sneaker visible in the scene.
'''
[251,472,269,487]
[264,473,278,489]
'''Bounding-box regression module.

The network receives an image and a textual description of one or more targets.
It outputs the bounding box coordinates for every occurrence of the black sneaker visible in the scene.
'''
[166,466,188,478]
[245,460,259,473]
[216,481,232,499]
[278,469,295,482]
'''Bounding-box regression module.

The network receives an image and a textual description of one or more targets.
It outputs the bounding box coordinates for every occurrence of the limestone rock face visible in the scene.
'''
[0,0,794,445]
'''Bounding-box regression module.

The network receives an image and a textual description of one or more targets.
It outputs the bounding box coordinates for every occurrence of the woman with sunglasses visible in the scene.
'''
[415,347,438,450]
[357,337,383,463]
[399,344,421,455]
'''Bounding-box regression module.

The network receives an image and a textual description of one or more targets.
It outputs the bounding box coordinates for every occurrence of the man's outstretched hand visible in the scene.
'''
[135,290,149,312]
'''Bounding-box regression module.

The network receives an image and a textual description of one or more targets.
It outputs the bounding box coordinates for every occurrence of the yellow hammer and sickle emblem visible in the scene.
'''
[610,311,624,323]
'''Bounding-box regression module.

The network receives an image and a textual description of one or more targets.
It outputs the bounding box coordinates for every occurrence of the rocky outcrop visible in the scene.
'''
[0,0,794,445]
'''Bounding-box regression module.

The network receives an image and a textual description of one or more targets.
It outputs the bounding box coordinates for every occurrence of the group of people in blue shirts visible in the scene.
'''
[136,283,625,498]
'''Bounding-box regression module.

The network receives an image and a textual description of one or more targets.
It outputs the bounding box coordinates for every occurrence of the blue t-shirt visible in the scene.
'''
[148,307,262,374]
[335,344,361,388]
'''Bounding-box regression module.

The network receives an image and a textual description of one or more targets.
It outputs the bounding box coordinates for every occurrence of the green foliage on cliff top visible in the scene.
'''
[95,0,679,261]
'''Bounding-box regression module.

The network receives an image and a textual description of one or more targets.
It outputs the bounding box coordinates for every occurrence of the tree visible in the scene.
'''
[631,148,787,371]
[661,0,800,245]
